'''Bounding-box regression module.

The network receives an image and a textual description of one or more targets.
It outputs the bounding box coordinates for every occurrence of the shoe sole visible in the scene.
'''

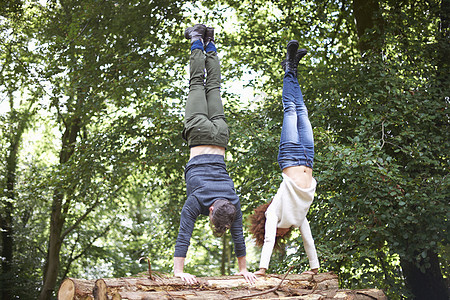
[287,40,299,50]
[185,24,206,40]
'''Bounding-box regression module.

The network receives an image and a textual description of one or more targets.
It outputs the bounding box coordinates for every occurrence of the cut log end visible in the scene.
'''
[58,278,94,300]
[93,279,107,300]
[58,279,75,300]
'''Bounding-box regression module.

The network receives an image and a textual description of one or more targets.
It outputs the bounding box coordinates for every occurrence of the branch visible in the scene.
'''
[325,0,347,59]
[4,40,70,129]
[61,184,123,239]
[191,236,222,261]
[231,266,294,300]
[135,258,176,300]
[61,232,82,279]
[61,199,99,239]
[138,257,155,281]
[61,221,113,279]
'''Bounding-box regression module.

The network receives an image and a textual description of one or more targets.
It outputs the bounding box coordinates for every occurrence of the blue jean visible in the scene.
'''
[277,71,314,170]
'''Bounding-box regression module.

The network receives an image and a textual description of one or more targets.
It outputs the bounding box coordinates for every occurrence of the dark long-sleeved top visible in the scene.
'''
[174,154,246,258]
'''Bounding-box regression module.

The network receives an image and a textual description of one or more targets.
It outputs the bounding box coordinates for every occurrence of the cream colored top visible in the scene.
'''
[259,173,319,270]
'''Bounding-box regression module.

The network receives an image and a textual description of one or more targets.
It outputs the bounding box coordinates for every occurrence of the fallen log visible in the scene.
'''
[105,288,387,299]
[58,272,386,300]
[109,289,285,299]
[92,272,338,299]
[58,278,95,300]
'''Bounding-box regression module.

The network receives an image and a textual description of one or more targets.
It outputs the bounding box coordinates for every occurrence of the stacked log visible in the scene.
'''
[58,272,387,300]
[58,278,95,300]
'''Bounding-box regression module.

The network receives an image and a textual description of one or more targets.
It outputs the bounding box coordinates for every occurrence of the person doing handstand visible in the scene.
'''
[250,40,319,276]
[174,24,256,285]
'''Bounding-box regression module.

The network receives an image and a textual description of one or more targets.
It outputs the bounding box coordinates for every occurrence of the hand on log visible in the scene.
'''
[254,268,266,276]
[175,272,198,285]
[301,268,319,275]
[234,270,257,285]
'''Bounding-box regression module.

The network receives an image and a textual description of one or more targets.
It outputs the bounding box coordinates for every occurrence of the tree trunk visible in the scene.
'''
[352,1,448,298]
[39,118,81,300]
[221,234,227,275]
[437,0,449,88]
[220,234,233,275]
[400,250,449,300]
[398,2,449,299]
[352,0,384,54]
[1,93,30,300]
[1,135,18,300]
[39,192,65,300]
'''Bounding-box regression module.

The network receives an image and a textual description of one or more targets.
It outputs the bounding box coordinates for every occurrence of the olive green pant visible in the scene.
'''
[182,49,229,148]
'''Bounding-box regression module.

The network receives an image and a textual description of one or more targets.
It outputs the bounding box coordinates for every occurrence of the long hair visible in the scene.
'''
[249,201,293,251]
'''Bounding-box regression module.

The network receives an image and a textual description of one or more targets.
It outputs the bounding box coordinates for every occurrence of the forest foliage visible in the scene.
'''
[0,0,448,299]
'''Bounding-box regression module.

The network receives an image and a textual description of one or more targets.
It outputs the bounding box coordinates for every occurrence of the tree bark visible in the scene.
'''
[57,272,389,300]
[352,1,448,298]
[1,93,31,300]
[1,131,18,300]
[437,0,449,87]
[58,278,95,300]
[39,191,65,300]
[107,289,387,300]
[90,273,340,300]
[352,0,384,54]
[397,2,449,299]
[221,234,227,275]
[400,250,449,300]
[39,117,81,300]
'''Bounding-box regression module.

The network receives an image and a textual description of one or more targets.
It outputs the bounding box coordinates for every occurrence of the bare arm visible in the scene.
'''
[174,257,198,284]
[174,197,201,285]
[235,256,256,284]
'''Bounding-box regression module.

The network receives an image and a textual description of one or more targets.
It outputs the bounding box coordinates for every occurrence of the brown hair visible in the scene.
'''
[211,199,236,236]
[249,202,293,251]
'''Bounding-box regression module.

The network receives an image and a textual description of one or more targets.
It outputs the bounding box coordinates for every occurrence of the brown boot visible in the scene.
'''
[204,27,214,46]
[184,24,207,44]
